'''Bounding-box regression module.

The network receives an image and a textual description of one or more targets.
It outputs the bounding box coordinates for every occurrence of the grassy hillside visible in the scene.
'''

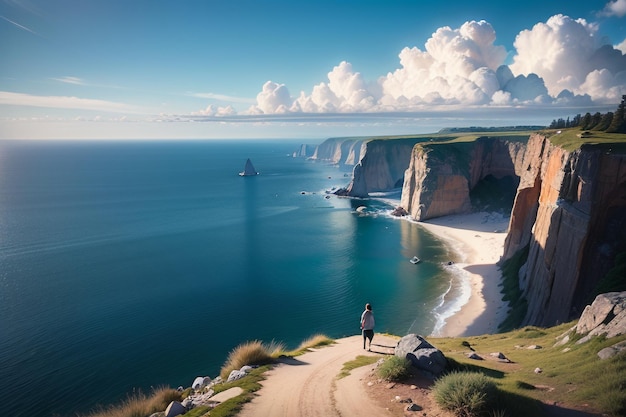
[432,323,626,416]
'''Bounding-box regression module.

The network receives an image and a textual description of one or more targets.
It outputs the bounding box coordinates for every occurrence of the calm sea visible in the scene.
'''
[0,139,461,417]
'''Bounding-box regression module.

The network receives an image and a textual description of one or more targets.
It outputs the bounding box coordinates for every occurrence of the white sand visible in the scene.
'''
[417,212,510,337]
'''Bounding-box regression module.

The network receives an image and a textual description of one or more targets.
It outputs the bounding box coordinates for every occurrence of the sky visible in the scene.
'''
[1,0,626,140]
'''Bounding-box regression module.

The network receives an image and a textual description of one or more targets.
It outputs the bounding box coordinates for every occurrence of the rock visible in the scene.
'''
[391,206,409,217]
[395,334,447,378]
[192,376,211,390]
[407,403,422,411]
[227,369,247,382]
[164,401,186,417]
[490,352,506,359]
[597,341,626,360]
[534,368,542,374]
[394,396,412,403]
[467,352,483,360]
[577,292,626,336]
[527,345,542,349]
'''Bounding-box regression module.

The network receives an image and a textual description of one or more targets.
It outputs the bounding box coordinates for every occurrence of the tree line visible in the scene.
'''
[549,95,626,133]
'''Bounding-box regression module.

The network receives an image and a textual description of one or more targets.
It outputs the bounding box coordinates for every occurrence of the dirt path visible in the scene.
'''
[237,334,399,417]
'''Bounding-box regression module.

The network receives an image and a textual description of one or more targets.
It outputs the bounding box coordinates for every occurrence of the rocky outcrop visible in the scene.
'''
[400,137,526,220]
[576,292,626,339]
[503,134,626,327]
[395,334,447,378]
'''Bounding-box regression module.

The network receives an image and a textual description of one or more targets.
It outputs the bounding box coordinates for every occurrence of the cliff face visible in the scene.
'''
[347,138,423,196]
[503,134,626,326]
[311,137,366,166]
[400,137,526,220]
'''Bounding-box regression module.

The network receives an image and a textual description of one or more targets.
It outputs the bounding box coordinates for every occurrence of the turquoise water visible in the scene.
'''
[0,139,457,416]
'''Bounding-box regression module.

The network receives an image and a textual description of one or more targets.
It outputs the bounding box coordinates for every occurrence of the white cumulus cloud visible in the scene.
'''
[204,15,625,117]
[510,14,625,102]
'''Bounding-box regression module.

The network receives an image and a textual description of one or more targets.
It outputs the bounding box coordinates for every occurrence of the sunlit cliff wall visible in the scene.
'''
[503,133,626,326]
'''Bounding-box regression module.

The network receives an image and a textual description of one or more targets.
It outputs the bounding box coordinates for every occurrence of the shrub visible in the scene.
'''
[433,371,498,417]
[220,340,284,380]
[376,356,411,381]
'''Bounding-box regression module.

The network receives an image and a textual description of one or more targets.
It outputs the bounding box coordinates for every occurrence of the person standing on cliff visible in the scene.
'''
[360,303,375,351]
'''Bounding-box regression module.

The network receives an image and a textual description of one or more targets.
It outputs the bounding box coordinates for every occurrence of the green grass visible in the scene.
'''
[433,371,499,417]
[432,323,626,416]
[542,128,626,152]
[338,355,380,379]
[376,355,412,381]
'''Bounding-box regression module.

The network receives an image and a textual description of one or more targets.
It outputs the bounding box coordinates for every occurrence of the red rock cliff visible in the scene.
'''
[503,133,626,326]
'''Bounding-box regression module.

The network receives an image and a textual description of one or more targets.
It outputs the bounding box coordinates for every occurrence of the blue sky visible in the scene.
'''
[1,0,625,139]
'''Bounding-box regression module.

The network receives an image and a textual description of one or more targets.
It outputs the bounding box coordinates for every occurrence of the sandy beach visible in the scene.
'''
[417,212,510,337]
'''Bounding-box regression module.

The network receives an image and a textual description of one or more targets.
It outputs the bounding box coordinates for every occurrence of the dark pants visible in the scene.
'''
[362,329,374,348]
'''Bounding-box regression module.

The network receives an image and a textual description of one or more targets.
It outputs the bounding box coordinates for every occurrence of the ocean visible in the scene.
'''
[0,139,462,417]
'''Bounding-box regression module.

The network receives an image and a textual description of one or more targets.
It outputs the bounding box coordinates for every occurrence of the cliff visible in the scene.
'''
[310,137,367,167]
[313,131,626,329]
[503,133,626,326]
[400,137,527,220]
[346,138,425,196]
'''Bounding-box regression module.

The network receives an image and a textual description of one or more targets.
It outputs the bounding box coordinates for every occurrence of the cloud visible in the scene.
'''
[187,92,255,105]
[0,14,38,35]
[203,15,624,118]
[51,76,86,85]
[601,0,626,17]
[0,91,144,114]
[510,14,626,102]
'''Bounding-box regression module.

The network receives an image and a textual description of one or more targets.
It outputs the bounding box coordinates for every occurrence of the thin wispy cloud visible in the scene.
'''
[187,92,256,104]
[51,76,87,86]
[0,14,38,35]
[0,91,146,114]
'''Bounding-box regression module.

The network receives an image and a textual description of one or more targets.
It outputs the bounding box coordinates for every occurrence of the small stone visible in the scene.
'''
[534,367,542,374]
[467,352,483,360]
[367,381,374,387]
[385,382,396,389]
[410,385,417,390]
[527,345,542,350]
[490,352,506,359]
[407,403,421,411]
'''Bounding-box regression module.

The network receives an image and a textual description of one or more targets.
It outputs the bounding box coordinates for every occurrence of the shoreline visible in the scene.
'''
[416,212,510,337]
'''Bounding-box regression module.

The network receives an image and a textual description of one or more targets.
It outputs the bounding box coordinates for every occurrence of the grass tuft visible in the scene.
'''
[288,334,334,355]
[81,386,181,417]
[433,371,498,417]
[219,340,284,380]
[376,355,412,381]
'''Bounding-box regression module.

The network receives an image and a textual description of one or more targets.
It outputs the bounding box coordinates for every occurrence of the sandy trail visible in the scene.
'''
[238,334,398,417]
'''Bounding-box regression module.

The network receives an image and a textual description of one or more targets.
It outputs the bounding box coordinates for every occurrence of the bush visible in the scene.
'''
[376,356,411,381]
[433,371,498,417]
[220,340,284,380]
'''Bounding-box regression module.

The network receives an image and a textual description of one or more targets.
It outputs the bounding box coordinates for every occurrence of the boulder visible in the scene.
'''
[576,292,626,340]
[597,341,626,360]
[395,334,447,377]
[577,292,626,334]
[164,401,186,417]
[192,376,211,390]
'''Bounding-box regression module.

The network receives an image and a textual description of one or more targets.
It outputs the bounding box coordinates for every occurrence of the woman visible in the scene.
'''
[360,303,375,351]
